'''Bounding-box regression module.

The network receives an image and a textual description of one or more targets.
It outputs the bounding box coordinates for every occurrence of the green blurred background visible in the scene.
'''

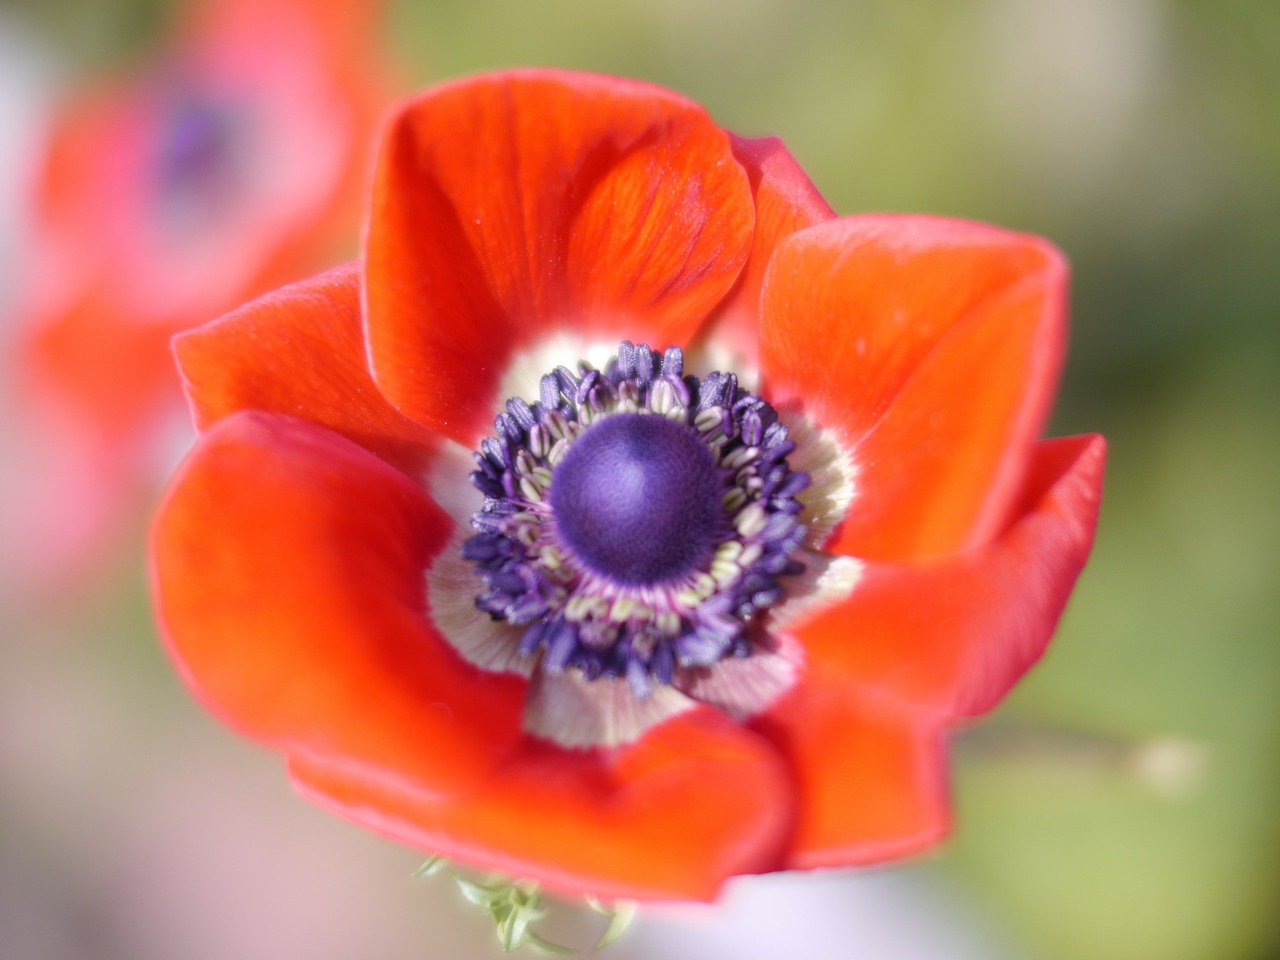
[2,0,1277,958]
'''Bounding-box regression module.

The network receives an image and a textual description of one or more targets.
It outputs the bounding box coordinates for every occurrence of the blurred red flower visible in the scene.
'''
[4,0,392,593]
[152,70,1105,902]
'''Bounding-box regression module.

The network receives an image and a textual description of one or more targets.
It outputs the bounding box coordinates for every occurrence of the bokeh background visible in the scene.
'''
[1,0,1277,958]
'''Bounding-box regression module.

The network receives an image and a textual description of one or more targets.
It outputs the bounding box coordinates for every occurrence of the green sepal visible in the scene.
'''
[413,855,448,878]
[415,856,636,954]
[454,874,507,907]
[523,930,579,956]
[594,900,637,949]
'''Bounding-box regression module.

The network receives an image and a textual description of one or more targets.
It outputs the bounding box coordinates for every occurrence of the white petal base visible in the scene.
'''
[424,439,532,677]
[523,670,696,750]
[674,638,802,720]
[785,411,858,551]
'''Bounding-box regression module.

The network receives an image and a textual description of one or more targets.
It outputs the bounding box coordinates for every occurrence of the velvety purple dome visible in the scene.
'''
[549,413,719,585]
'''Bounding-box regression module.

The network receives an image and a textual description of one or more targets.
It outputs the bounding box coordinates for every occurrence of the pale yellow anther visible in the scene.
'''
[548,564,575,584]
[735,502,768,538]
[547,438,571,466]
[716,540,744,563]
[657,610,682,635]
[545,413,567,441]
[722,446,760,470]
[649,379,675,415]
[528,424,549,458]
[565,594,591,622]
[711,559,741,587]
[694,408,723,433]
[675,588,703,609]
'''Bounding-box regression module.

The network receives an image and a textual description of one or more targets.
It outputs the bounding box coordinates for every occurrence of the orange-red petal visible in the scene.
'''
[290,706,794,902]
[151,411,526,795]
[699,135,836,362]
[761,215,1066,559]
[791,433,1106,718]
[175,262,436,477]
[753,684,949,869]
[153,411,795,900]
[364,69,755,445]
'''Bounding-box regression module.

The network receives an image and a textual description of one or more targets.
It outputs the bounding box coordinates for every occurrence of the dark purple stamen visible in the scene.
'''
[463,341,810,696]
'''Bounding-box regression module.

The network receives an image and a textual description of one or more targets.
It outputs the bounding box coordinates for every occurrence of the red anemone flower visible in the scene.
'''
[151,70,1105,903]
[5,0,392,591]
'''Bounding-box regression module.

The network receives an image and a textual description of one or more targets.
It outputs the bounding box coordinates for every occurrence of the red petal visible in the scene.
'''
[175,262,436,476]
[792,433,1106,718]
[154,413,794,899]
[761,215,1067,558]
[699,135,835,363]
[151,412,526,795]
[753,685,949,869]
[364,69,755,445]
[290,707,794,902]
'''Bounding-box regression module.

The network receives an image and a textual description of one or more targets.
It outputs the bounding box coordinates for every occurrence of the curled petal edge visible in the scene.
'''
[364,69,756,447]
[151,411,528,797]
[760,214,1069,560]
[174,261,437,478]
[288,705,796,903]
[787,433,1106,718]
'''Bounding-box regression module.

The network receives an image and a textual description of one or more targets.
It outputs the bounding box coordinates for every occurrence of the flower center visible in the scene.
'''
[161,101,233,188]
[462,341,810,696]
[154,91,242,226]
[550,413,719,584]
